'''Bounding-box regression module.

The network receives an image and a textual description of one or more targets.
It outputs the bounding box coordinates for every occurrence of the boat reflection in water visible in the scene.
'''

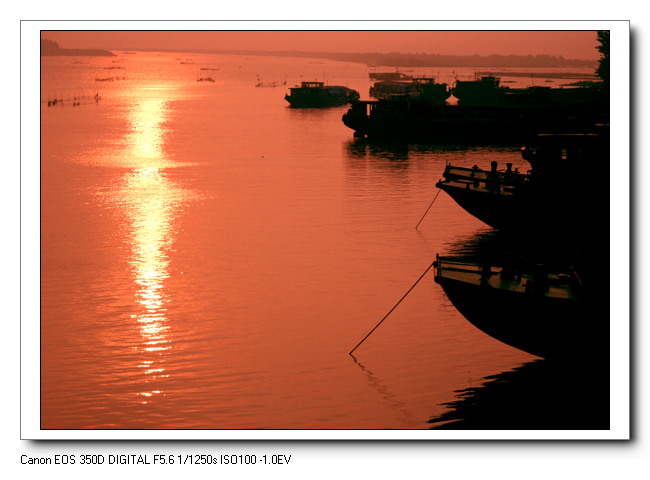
[429,358,610,430]
[343,136,518,164]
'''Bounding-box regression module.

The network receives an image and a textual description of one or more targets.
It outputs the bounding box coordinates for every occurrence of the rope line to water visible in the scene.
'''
[349,261,435,356]
[415,188,442,230]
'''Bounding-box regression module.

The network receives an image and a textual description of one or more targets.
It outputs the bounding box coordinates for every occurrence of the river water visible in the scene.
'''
[38,52,606,432]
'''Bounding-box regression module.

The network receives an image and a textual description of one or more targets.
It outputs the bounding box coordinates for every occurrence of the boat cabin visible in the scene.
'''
[299,81,325,89]
[520,132,608,174]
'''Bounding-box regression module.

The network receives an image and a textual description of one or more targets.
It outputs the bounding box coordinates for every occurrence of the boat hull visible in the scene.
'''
[285,95,355,108]
[435,180,580,234]
[342,99,608,144]
[435,275,600,359]
[436,182,529,230]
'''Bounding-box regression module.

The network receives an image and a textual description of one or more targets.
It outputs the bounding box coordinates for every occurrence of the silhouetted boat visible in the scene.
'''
[342,98,560,143]
[452,75,608,108]
[343,77,608,143]
[434,129,609,234]
[369,80,411,99]
[433,255,604,359]
[368,70,412,81]
[285,81,360,108]
[369,77,451,105]
[436,161,530,230]
[451,75,508,106]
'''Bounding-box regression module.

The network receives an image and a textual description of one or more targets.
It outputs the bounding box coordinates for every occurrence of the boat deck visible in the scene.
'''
[437,165,528,196]
[437,178,518,196]
[435,258,576,300]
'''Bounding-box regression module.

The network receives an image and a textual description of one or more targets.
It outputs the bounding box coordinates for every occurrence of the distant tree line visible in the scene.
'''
[41,39,61,55]
[208,49,598,68]
[596,31,609,83]
[41,38,115,57]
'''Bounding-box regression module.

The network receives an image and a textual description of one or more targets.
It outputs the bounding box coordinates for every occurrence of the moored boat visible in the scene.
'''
[369,77,451,105]
[435,161,532,230]
[452,75,608,108]
[342,98,548,143]
[434,129,609,234]
[452,75,507,106]
[433,255,604,359]
[285,81,360,108]
[341,83,606,143]
[368,70,412,81]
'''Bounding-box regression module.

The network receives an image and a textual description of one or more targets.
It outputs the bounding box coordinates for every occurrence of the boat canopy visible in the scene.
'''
[301,81,325,88]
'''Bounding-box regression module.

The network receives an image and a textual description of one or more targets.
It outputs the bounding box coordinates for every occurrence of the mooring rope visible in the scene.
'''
[415,188,442,230]
[349,261,435,356]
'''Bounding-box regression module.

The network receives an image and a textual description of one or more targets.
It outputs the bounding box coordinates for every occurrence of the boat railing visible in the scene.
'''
[434,255,486,275]
[441,163,530,191]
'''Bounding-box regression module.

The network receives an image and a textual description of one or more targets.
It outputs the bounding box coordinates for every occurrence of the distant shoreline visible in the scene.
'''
[475,71,596,79]
[74,47,596,68]
[41,38,115,57]
[215,50,598,69]
[41,48,116,57]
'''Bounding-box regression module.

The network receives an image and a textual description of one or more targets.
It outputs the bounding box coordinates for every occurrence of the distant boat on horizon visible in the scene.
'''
[368,69,412,81]
[285,81,360,108]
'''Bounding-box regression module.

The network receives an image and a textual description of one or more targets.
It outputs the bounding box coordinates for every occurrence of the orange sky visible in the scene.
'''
[41,30,601,60]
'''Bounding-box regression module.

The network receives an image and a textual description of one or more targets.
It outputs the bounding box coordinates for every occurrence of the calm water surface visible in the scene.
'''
[40,53,566,430]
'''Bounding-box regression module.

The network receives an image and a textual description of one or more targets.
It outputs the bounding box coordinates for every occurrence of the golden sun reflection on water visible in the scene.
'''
[126,100,169,166]
[118,99,190,403]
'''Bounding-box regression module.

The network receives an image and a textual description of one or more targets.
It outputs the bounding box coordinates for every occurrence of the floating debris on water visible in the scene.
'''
[95,76,125,82]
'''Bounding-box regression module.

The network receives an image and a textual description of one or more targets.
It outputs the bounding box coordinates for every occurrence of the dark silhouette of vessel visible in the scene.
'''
[452,75,607,108]
[342,76,608,144]
[368,70,412,81]
[432,127,610,360]
[285,81,360,108]
[434,128,609,235]
[433,255,603,359]
[369,77,451,106]
[343,99,550,143]
[451,75,506,106]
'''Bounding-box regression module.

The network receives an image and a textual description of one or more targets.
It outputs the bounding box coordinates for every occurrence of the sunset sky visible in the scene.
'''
[41,30,602,60]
